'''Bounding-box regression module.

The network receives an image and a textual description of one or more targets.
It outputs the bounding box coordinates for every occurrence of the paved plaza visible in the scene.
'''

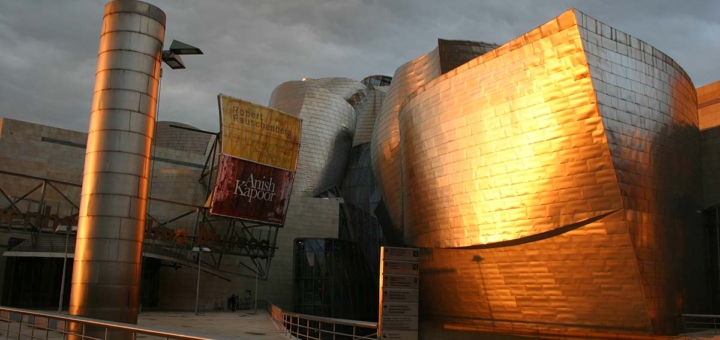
[136,310,285,340]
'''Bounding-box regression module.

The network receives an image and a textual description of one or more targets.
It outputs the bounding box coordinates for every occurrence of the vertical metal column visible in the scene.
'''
[70,0,165,337]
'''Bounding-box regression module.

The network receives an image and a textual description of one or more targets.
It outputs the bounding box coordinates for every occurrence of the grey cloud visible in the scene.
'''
[0,0,718,134]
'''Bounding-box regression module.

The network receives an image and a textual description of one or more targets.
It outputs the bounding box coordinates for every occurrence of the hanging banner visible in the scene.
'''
[210,154,295,225]
[218,94,302,171]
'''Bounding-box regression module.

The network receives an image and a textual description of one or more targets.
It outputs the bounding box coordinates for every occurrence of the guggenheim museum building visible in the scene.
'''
[1,3,720,339]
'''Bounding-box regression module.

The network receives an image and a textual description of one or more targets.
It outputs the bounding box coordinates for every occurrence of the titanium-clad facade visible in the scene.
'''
[700,80,720,208]
[268,78,365,197]
[371,40,498,241]
[71,0,165,331]
[372,9,708,336]
[371,48,441,240]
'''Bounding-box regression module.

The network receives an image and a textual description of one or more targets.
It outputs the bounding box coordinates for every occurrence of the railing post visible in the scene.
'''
[17,315,22,340]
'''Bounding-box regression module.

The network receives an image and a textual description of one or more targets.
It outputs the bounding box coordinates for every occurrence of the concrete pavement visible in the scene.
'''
[136,310,286,340]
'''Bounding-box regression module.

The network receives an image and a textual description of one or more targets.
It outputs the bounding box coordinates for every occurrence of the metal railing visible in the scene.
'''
[264,301,377,340]
[680,314,720,335]
[0,306,234,340]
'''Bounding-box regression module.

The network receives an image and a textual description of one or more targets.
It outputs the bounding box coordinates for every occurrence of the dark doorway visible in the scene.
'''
[1,256,69,309]
[140,258,161,309]
[2,256,162,309]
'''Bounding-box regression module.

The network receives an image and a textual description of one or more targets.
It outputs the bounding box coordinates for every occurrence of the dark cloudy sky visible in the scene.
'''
[0,0,718,133]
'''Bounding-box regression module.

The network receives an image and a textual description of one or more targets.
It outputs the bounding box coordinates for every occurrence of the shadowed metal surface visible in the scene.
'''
[70,0,165,332]
[370,48,441,240]
[354,85,388,147]
[371,9,708,337]
[268,78,364,196]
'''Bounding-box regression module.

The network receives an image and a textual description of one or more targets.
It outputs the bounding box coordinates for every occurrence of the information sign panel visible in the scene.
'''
[382,260,419,276]
[379,330,418,340]
[382,247,420,262]
[381,316,418,331]
[382,275,419,289]
[381,302,419,316]
[379,246,419,340]
[382,289,419,303]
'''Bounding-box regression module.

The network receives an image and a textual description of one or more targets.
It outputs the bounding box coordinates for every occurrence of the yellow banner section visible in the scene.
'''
[218,94,302,171]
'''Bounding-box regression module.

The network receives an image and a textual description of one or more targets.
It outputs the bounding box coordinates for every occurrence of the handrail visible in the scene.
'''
[0,305,239,340]
[681,313,720,318]
[264,301,377,339]
[680,313,720,335]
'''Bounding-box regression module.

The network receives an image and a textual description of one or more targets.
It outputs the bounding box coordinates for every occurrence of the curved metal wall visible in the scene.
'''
[268,78,364,196]
[579,9,706,332]
[71,0,165,328]
[400,13,619,249]
[370,49,441,239]
[375,9,707,336]
[354,86,388,147]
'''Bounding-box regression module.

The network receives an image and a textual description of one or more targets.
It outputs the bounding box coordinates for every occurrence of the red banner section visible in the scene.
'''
[210,154,295,225]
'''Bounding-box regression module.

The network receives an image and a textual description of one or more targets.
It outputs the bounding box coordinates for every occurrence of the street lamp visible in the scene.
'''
[252,257,259,315]
[161,40,203,70]
[147,41,206,315]
[168,40,204,55]
[192,246,211,315]
[56,224,78,313]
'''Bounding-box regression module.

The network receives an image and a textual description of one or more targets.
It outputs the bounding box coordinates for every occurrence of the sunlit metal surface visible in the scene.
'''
[371,48,441,239]
[71,0,165,334]
[268,78,365,196]
[374,9,708,336]
[699,81,720,207]
[371,39,497,240]
[698,81,720,130]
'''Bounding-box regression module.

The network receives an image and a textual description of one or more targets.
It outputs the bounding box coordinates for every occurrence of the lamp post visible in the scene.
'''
[150,39,203,198]
[152,39,205,315]
[192,246,211,315]
[56,224,78,313]
[252,257,259,315]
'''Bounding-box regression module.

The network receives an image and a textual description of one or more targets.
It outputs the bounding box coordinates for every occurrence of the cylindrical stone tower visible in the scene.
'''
[70,0,165,333]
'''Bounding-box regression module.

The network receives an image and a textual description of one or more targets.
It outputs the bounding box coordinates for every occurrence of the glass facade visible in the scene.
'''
[361,75,392,87]
[339,143,388,278]
[292,238,376,321]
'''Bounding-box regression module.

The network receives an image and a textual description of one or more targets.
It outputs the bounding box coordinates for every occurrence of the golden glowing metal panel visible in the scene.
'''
[700,80,720,207]
[699,81,720,130]
[420,213,651,333]
[373,8,708,336]
[400,10,617,248]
